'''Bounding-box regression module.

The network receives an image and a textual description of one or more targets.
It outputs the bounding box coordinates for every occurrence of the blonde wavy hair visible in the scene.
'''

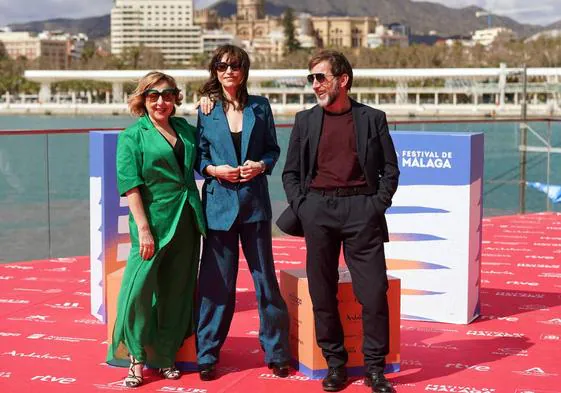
[128,71,184,116]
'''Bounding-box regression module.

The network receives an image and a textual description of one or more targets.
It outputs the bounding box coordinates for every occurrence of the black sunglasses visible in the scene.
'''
[306,73,335,84]
[143,88,179,102]
[215,61,241,72]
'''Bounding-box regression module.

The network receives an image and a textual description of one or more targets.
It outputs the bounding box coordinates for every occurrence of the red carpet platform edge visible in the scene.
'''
[1,212,560,393]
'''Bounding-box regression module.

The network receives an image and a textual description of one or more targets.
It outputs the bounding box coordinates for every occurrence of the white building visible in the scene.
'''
[367,24,408,48]
[202,30,236,54]
[526,29,561,42]
[111,0,202,64]
[472,27,516,46]
[38,31,89,60]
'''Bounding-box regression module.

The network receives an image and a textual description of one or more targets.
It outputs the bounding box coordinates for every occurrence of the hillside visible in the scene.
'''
[8,14,109,39]
[8,0,551,39]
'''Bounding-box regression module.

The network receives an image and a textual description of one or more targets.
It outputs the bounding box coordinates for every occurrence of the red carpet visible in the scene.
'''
[1,212,560,392]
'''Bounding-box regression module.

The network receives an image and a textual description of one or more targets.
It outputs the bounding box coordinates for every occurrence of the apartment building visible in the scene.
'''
[0,31,69,69]
[472,27,516,46]
[111,0,202,64]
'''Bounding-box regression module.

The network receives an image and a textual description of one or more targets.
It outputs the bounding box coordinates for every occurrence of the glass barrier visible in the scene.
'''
[0,134,50,262]
[1,119,560,262]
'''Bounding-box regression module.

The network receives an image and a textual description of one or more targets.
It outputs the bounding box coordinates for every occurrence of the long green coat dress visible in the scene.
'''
[107,115,206,369]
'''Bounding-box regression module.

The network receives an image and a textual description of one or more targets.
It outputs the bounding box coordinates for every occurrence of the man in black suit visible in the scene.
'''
[279,50,399,393]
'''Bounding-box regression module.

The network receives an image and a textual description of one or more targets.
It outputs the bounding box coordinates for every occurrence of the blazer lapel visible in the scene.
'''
[308,105,324,172]
[171,117,195,180]
[241,103,256,163]
[140,115,183,178]
[213,101,239,165]
[351,100,368,169]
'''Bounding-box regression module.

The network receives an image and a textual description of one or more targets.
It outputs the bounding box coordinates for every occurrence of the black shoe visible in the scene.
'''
[198,363,216,381]
[364,371,395,393]
[268,361,290,378]
[322,366,348,392]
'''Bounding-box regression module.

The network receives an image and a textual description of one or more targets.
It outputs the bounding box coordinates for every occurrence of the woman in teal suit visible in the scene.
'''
[107,71,206,387]
[195,45,290,380]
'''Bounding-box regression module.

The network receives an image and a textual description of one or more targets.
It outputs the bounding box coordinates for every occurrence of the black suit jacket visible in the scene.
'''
[278,99,399,240]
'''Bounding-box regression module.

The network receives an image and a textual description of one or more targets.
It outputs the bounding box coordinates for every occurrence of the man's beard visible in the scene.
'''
[316,83,340,108]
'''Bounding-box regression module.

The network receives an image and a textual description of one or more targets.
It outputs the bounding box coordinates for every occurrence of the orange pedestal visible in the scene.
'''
[106,267,197,370]
[280,268,400,379]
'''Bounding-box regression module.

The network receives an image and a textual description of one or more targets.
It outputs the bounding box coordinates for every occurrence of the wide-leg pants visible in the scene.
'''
[107,205,200,368]
[196,219,290,366]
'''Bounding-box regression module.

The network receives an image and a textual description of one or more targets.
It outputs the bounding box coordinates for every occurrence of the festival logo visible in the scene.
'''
[479,315,519,322]
[27,333,97,343]
[538,318,561,326]
[30,375,76,384]
[403,342,458,350]
[466,331,524,338]
[505,281,539,287]
[495,291,544,299]
[45,302,83,310]
[43,267,69,272]
[7,314,55,323]
[0,332,21,337]
[0,299,30,304]
[444,363,491,372]
[259,373,311,381]
[74,318,104,325]
[513,367,558,377]
[156,387,208,392]
[492,347,528,357]
[518,304,550,311]
[3,265,33,270]
[2,350,71,362]
[424,384,496,392]
[14,288,62,294]
[539,333,560,341]
[48,257,77,263]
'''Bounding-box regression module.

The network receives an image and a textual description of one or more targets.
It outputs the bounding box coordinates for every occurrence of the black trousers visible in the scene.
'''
[298,192,389,373]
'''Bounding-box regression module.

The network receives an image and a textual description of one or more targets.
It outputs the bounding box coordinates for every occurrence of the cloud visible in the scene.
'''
[413,0,561,26]
[0,0,113,26]
[1,0,559,27]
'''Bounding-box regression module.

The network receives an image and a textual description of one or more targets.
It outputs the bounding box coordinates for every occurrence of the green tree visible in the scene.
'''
[119,45,164,70]
[282,8,300,54]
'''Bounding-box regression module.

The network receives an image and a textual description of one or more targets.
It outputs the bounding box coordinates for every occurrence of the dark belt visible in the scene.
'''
[309,185,376,197]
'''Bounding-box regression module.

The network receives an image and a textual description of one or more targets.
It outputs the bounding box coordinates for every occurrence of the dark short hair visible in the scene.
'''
[308,50,353,90]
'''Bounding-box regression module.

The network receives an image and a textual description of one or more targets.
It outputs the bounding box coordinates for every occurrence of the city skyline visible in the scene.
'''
[0,0,560,27]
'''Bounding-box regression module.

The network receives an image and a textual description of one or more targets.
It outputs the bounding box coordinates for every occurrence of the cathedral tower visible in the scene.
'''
[237,0,265,20]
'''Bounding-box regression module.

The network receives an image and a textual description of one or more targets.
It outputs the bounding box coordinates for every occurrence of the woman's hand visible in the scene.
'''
[195,96,215,115]
[138,226,155,260]
[239,160,265,182]
[208,164,241,182]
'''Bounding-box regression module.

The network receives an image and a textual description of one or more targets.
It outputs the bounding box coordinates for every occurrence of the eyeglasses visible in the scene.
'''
[306,73,335,84]
[143,88,179,102]
[215,61,241,72]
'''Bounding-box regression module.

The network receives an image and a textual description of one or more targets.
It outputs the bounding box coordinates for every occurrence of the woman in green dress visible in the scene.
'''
[106,71,206,388]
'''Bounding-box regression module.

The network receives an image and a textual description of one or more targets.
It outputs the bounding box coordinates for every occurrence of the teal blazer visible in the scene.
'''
[196,95,280,231]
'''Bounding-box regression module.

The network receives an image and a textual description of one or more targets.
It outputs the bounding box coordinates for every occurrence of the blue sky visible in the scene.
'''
[0,0,559,27]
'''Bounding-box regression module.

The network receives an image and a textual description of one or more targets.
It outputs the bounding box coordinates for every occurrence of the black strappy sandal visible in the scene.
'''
[159,366,181,380]
[125,357,144,388]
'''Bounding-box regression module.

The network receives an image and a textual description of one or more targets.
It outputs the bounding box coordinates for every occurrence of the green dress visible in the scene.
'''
[107,115,206,368]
